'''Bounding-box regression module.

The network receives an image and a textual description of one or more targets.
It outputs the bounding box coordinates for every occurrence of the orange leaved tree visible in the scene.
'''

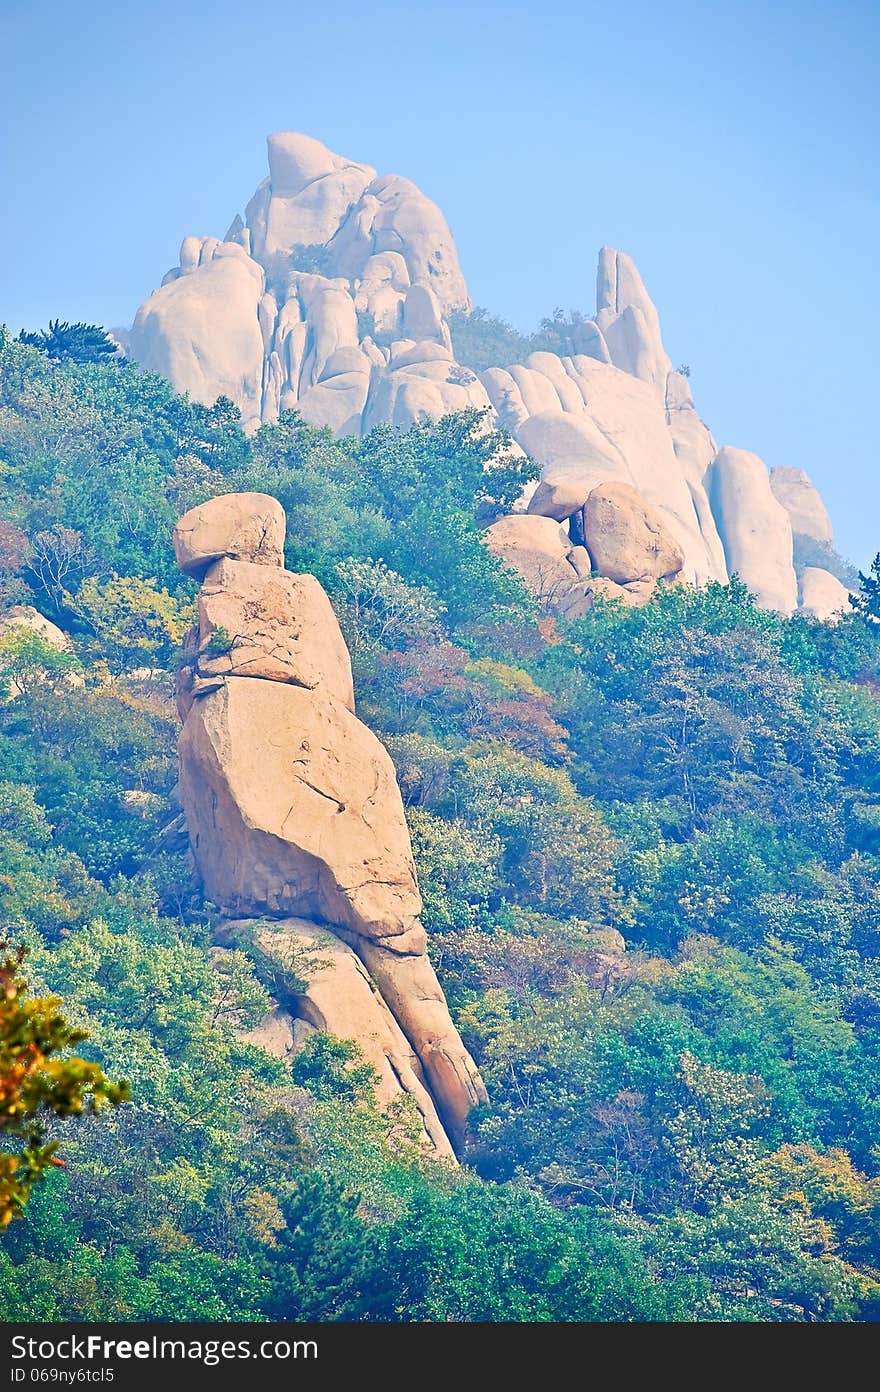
[0,943,129,1227]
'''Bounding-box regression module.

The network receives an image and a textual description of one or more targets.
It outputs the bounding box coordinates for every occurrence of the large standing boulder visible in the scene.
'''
[710,447,798,614]
[173,492,486,1150]
[180,676,424,943]
[180,677,486,1140]
[581,482,685,585]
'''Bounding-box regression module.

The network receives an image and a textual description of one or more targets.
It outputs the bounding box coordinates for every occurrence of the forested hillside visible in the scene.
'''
[2,328,880,1321]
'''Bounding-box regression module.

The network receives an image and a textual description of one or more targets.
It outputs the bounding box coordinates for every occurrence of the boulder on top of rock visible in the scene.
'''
[174,491,487,1154]
[173,492,286,578]
[527,476,591,522]
[483,513,579,602]
[581,482,685,585]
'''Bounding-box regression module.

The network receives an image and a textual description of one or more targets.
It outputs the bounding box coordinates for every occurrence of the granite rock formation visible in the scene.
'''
[126,132,845,618]
[173,492,485,1157]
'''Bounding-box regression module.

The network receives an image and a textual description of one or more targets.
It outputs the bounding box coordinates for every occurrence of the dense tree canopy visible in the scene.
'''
[1,326,880,1320]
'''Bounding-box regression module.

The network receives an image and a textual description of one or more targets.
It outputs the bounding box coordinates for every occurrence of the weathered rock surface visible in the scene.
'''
[710,447,798,614]
[173,492,485,1151]
[128,251,266,432]
[180,676,424,941]
[173,493,286,578]
[219,917,455,1157]
[483,513,577,601]
[191,558,354,709]
[127,132,841,617]
[527,476,591,522]
[581,482,685,585]
[770,466,834,544]
[594,247,672,390]
[798,566,852,621]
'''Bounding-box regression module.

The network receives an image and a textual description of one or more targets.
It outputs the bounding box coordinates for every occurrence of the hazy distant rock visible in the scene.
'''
[192,557,355,708]
[594,247,672,390]
[403,284,452,349]
[528,476,592,522]
[710,447,798,614]
[483,513,579,602]
[126,132,837,617]
[770,466,834,544]
[129,251,266,432]
[798,566,852,621]
[247,132,375,260]
[361,343,491,433]
[511,359,724,587]
[331,173,471,314]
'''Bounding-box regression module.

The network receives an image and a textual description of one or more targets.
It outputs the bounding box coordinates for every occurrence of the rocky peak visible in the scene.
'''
[125,133,844,620]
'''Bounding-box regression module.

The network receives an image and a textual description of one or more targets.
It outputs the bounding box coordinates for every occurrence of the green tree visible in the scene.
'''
[18,321,120,366]
[0,945,128,1227]
[259,1172,382,1321]
[0,627,79,700]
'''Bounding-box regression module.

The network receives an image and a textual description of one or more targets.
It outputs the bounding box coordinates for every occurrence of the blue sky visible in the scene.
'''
[2,0,878,565]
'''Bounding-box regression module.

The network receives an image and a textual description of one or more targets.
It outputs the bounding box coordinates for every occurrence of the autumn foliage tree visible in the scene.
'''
[0,944,128,1227]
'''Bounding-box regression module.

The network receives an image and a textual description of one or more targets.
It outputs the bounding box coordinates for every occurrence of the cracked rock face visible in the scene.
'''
[218,917,457,1159]
[180,676,424,941]
[770,466,835,546]
[173,491,486,1153]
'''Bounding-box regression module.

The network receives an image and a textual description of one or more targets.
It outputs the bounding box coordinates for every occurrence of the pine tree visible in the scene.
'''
[18,320,120,365]
[853,553,880,618]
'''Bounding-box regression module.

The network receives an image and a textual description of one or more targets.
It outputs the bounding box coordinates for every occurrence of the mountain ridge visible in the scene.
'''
[123,133,852,624]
